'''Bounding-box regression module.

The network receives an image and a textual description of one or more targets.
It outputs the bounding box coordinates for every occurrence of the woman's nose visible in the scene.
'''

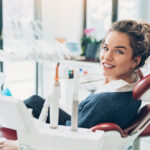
[104,50,113,61]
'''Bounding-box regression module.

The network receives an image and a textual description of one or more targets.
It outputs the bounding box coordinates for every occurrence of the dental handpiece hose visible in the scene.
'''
[71,71,79,131]
[50,63,60,129]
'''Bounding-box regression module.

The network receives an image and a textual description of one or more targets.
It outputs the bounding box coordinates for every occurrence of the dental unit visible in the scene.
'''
[0,63,104,150]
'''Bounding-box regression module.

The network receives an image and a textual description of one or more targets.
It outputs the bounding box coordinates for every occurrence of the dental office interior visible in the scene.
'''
[0,0,150,150]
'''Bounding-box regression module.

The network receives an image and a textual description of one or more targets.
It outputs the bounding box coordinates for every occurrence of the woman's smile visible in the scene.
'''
[102,62,115,69]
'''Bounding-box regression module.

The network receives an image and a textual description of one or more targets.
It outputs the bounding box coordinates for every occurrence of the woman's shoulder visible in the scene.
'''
[84,91,134,108]
[94,91,133,101]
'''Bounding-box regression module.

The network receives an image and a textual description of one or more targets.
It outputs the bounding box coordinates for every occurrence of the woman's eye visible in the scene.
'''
[103,46,109,51]
[116,50,124,54]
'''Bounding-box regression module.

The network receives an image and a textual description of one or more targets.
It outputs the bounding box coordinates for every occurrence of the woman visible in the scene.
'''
[0,19,150,150]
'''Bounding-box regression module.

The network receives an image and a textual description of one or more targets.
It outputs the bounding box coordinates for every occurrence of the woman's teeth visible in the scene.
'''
[104,64,114,68]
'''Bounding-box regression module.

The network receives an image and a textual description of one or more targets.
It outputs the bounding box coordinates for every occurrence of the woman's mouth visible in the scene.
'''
[103,63,115,68]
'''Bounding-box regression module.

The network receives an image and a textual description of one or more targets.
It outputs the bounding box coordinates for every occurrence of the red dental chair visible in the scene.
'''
[0,74,150,150]
[91,73,150,150]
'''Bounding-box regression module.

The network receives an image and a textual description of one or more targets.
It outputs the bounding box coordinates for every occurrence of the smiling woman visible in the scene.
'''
[1,19,150,150]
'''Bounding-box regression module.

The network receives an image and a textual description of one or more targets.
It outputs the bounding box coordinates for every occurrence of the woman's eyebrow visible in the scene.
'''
[103,43,108,46]
[103,43,127,50]
[115,46,127,50]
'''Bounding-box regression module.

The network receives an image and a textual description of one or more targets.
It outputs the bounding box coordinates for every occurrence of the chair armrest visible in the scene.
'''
[0,127,17,140]
[90,123,128,137]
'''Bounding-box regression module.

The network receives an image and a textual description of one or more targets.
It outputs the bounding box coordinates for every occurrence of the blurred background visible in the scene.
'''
[0,0,150,99]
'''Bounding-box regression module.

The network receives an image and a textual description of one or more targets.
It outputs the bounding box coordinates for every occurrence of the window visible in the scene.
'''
[118,0,137,20]
[86,0,112,41]
[3,0,36,99]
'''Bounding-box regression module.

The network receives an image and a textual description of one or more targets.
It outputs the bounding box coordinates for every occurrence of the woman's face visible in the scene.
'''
[100,31,139,83]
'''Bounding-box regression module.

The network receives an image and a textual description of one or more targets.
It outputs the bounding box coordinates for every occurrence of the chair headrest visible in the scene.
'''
[133,74,150,101]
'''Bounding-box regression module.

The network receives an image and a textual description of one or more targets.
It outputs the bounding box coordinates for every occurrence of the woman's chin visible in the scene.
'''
[102,72,114,77]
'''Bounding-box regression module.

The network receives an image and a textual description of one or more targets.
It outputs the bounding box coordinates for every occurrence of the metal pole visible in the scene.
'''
[34,0,41,94]
[111,0,118,23]
[0,0,3,73]
[0,0,3,90]
[83,0,87,29]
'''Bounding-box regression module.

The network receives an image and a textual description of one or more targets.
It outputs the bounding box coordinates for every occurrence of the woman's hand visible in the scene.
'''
[0,140,19,150]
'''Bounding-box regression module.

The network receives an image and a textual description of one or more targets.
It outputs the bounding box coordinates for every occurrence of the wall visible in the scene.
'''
[41,0,84,42]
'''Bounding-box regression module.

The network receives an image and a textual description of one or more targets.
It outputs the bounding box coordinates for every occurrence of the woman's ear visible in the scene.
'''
[132,56,141,69]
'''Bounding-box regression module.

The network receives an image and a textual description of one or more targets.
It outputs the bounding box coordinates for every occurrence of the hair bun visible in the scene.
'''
[139,22,150,56]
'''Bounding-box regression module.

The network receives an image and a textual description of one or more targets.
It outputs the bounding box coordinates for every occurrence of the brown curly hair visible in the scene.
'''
[108,20,150,69]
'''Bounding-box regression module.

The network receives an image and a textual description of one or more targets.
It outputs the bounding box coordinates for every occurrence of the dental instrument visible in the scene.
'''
[71,70,79,131]
[50,63,61,128]
[39,63,61,128]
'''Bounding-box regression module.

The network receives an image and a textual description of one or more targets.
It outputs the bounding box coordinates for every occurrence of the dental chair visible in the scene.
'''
[0,74,150,150]
[91,73,150,150]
